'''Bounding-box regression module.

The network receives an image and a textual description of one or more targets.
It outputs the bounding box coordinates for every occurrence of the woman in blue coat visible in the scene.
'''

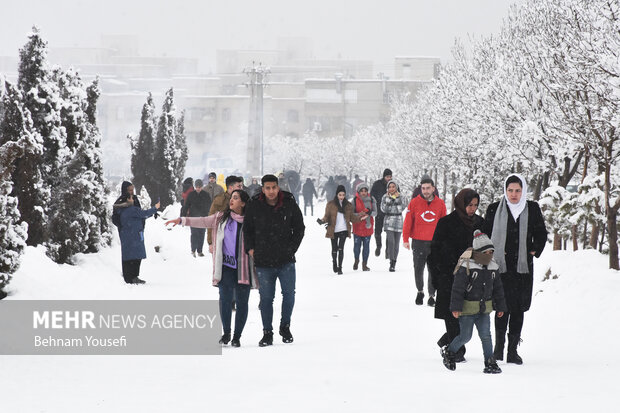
[116,184,160,284]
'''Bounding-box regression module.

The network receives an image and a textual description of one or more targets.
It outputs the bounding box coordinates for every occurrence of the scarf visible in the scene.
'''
[356,193,375,229]
[491,197,529,273]
[454,188,479,230]
[505,174,528,221]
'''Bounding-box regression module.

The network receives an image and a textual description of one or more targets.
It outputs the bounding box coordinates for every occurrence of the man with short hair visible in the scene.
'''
[403,175,447,306]
[180,179,212,257]
[243,174,305,347]
[205,172,224,203]
[370,168,393,257]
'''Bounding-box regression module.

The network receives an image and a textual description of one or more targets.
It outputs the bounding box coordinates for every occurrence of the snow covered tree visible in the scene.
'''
[152,88,178,208]
[174,109,188,201]
[129,93,157,198]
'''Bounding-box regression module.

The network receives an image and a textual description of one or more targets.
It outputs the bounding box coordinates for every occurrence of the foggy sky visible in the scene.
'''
[1,0,517,72]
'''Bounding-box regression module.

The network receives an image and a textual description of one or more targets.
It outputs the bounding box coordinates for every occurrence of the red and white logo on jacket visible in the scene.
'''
[420,210,437,223]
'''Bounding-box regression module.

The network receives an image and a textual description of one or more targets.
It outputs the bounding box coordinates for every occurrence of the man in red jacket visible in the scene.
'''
[403,176,446,306]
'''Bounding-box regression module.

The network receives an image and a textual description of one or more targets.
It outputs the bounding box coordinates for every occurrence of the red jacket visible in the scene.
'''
[402,195,447,242]
[352,193,375,237]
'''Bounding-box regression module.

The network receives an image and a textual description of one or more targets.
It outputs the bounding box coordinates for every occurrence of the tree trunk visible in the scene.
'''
[572,225,579,251]
[604,161,619,269]
[553,231,562,251]
[582,221,588,249]
[590,222,599,249]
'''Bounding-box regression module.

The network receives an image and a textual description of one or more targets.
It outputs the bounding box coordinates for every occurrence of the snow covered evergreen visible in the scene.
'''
[129,93,157,198]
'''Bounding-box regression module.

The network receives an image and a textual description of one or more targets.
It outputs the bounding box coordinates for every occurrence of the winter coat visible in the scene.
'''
[380,192,405,232]
[119,206,157,261]
[402,195,447,243]
[112,181,143,230]
[243,190,305,268]
[322,179,337,201]
[182,213,258,288]
[429,211,484,320]
[247,183,261,197]
[482,200,547,312]
[181,190,212,217]
[321,200,362,239]
[207,191,231,245]
[371,178,389,217]
[302,181,318,199]
[205,182,224,203]
[352,192,377,237]
[450,252,507,315]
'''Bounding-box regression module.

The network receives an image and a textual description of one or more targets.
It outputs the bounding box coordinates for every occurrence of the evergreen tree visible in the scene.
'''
[152,88,177,208]
[174,109,188,201]
[129,93,156,198]
[0,81,39,289]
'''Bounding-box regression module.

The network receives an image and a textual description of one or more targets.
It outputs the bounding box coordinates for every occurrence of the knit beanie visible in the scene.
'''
[356,182,369,193]
[473,230,494,252]
[383,168,393,178]
[208,172,217,179]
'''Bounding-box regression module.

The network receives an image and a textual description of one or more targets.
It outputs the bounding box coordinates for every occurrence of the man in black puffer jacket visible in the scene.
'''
[243,174,305,347]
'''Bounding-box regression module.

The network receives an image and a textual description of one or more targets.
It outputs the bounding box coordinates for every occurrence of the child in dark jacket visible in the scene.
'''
[442,230,507,374]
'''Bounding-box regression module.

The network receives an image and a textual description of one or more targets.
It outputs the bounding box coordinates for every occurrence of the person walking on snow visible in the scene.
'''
[302,178,318,216]
[403,175,447,306]
[352,182,378,271]
[380,179,405,272]
[180,179,212,257]
[317,185,367,275]
[371,168,392,257]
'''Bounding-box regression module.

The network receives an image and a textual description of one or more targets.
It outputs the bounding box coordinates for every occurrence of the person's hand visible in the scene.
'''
[209,244,214,254]
[155,201,161,209]
[248,249,254,258]
[497,311,504,318]
[165,218,181,227]
[316,218,325,226]
[452,311,460,319]
[404,242,410,250]
[530,251,536,256]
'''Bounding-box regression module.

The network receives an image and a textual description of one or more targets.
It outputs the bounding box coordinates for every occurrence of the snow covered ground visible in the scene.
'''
[2,201,619,412]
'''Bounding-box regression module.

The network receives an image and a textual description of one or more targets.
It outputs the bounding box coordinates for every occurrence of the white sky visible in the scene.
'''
[0,0,517,71]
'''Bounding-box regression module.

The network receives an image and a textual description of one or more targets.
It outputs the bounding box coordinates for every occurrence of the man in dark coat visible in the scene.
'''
[321,176,337,201]
[243,174,305,347]
[429,188,483,362]
[180,179,212,257]
[370,168,392,257]
[247,177,261,197]
[302,178,318,216]
[482,174,547,365]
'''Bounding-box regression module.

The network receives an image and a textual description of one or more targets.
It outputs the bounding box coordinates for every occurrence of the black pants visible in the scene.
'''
[374,213,385,248]
[122,259,142,283]
[495,311,524,337]
[303,196,314,216]
[331,231,348,268]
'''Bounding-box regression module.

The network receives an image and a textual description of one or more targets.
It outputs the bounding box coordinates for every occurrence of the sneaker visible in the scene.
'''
[279,324,294,343]
[427,296,435,307]
[197,252,205,257]
[219,333,231,345]
[231,335,241,347]
[259,330,273,347]
[442,348,456,371]
[191,251,196,257]
[415,292,424,305]
[484,357,502,374]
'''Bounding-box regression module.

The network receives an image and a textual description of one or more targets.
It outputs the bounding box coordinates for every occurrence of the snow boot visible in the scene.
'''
[494,329,506,361]
[353,259,359,270]
[332,252,338,273]
[219,333,231,345]
[442,348,456,371]
[337,250,344,273]
[362,261,370,271]
[231,334,241,347]
[415,291,424,305]
[389,260,396,272]
[483,357,502,374]
[279,324,294,343]
[427,295,435,307]
[258,330,273,347]
[454,345,467,363]
[507,334,523,365]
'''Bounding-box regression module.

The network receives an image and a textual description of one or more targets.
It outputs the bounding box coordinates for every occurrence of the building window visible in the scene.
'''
[287,109,299,123]
[222,108,231,121]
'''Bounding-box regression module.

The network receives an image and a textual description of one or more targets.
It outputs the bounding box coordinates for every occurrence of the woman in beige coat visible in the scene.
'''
[318,185,367,274]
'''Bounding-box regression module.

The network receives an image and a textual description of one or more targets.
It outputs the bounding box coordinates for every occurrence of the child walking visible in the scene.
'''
[442,230,507,374]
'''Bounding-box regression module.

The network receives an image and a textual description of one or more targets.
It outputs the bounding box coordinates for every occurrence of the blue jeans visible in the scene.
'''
[190,227,206,253]
[448,313,493,360]
[218,265,251,336]
[353,235,371,262]
[256,262,296,331]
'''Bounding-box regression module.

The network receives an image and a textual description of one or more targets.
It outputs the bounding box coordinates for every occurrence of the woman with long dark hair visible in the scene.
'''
[166,189,257,347]
[429,188,483,362]
[482,174,547,365]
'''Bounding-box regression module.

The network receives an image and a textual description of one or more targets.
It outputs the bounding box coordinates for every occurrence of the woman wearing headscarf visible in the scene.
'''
[381,180,405,272]
[429,188,483,362]
[318,185,367,275]
[166,189,257,347]
[482,174,547,365]
[352,182,378,271]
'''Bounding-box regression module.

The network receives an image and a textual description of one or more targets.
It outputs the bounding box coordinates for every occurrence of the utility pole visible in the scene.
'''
[244,62,270,176]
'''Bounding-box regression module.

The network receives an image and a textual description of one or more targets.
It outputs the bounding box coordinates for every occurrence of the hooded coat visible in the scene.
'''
[380,180,405,232]
[119,206,158,261]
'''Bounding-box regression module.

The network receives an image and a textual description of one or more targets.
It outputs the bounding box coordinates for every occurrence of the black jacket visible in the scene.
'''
[243,190,305,268]
[429,211,484,320]
[370,178,388,217]
[482,200,547,312]
[181,190,212,217]
[302,181,318,199]
[450,259,507,315]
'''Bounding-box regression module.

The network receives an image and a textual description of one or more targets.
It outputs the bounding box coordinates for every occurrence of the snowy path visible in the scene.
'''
[2,203,619,412]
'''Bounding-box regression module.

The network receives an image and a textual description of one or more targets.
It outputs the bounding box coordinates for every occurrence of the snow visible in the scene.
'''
[3,201,619,412]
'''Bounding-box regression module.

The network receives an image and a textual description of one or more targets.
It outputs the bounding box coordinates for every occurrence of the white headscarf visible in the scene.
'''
[504,173,527,221]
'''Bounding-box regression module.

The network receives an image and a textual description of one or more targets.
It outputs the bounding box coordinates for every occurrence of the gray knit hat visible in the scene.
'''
[356,182,369,192]
[473,230,494,252]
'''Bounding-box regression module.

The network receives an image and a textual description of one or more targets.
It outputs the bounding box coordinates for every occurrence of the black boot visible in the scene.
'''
[219,332,231,345]
[389,260,396,272]
[231,334,241,347]
[337,250,344,275]
[332,252,338,273]
[279,324,293,343]
[259,330,273,347]
[362,261,370,271]
[484,357,502,374]
[494,329,506,361]
[507,334,523,364]
[442,348,456,371]
[415,291,424,305]
[353,259,359,270]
